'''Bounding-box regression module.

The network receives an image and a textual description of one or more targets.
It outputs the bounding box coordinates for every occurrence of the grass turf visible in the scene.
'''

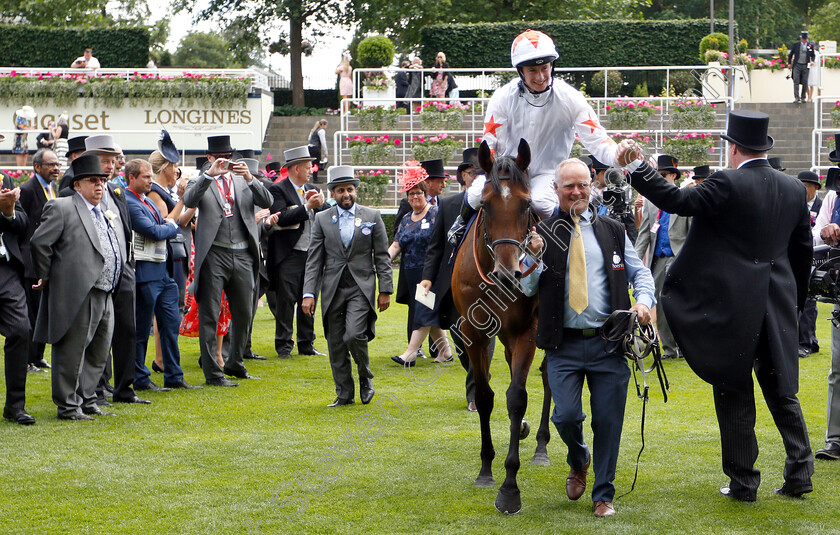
[0,298,838,534]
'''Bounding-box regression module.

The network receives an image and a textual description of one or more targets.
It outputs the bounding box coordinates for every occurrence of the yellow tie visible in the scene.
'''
[569,216,588,314]
[298,188,305,197]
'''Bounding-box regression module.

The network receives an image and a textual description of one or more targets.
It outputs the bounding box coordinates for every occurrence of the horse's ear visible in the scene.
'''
[515,139,531,173]
[478,140,493,174]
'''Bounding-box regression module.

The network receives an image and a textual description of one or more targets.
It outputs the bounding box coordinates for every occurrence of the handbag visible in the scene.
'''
[168,232,188,261]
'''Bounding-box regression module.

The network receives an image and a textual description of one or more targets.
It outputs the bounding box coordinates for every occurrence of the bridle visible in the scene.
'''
[472,204,540,286]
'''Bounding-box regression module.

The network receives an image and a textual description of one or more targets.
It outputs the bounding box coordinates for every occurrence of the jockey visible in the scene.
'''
[449,29,639,243]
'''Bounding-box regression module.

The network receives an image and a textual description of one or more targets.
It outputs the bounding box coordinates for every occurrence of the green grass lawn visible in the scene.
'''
[1,298,839,534]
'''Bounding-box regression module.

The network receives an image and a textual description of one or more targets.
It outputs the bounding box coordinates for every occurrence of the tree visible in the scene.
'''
[173,32,237,68]
[811,1,840,42]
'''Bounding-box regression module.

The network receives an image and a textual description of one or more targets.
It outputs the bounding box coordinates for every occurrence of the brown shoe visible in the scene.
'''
[594,501,615,517]
[565,454,590,500]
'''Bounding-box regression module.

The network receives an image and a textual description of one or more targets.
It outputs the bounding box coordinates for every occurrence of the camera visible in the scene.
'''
[599,168,632,216]
[808,246,840,325]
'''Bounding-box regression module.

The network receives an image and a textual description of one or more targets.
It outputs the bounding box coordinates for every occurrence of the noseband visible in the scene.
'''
[473,205,540,286]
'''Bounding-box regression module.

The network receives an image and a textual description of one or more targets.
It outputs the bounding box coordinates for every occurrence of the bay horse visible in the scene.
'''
[451,139,552,514]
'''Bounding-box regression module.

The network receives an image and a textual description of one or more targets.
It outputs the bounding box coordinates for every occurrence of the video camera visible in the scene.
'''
[809,245,840,325]
[599,167,633,216]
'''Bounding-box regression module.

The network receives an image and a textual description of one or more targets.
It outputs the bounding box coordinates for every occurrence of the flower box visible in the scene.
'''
[356,170,390,206]
[347,134,400,166]
[606,99,658,131]
[418,101,469,130]
[411,133,463,165]
[662,133,714,166]
[671,100,717,130]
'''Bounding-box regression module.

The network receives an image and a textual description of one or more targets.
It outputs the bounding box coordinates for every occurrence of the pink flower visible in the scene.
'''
[605,106,611,111]
[394,139,402,146]
[364,137,372,143]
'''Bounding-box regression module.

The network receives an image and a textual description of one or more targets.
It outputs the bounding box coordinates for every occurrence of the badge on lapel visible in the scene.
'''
[360,221,376,236]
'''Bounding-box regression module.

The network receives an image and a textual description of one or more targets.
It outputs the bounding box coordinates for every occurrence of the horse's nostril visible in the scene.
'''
[514,271,522,279]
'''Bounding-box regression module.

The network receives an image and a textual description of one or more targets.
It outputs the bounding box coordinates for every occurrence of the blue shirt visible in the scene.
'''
[303,204,357,300]
[653,210,674,257]
[521,209,656,329]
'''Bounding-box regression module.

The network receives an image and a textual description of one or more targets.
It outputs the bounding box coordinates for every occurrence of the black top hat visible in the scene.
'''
[656,154,681,179]
[70,153,108,182]
[66,135,88,158]
[420,159,447,179]
[206,135,234,155]
[797,170,821,188]
[829,135,840,162]
[768,157,785,171]
[456,148,479,184]
[826,168,840,192]
[722,110,774,152]
[589,155,609,171]
[693,165,711,179]
[158,129,179,164]
[266,161,282,174]
[237,149,256,159]
[801,31,809,38]
[195,156,208,171]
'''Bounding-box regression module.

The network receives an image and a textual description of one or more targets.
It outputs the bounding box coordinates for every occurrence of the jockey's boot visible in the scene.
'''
[447,201,476,246]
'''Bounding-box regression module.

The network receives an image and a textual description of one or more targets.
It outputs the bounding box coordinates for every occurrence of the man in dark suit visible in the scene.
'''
[788,31,816,104]
[0,169,36,425]
[395,60,410,110]
[31,154,126,420]
[266,146,327,359]
[625,110,814,501]
[18,148,60,373]
[798,170,822,358]
[302,166,393,407]
[57,136,88,194]
[182,135,273,387]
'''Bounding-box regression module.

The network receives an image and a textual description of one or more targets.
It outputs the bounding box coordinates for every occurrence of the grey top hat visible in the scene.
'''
[327,165,360,189]
[239,158,260,175]
[284,146,315,168]
[84,134,120,156]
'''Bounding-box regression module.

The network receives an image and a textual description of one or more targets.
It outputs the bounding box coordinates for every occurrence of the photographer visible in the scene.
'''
[588,155,638,243]
[70,48,100,70]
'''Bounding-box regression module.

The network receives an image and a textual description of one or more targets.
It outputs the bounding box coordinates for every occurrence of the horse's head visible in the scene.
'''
[477,139,534,288]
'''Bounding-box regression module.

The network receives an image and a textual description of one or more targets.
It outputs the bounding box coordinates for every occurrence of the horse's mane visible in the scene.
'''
[486,156,529,194]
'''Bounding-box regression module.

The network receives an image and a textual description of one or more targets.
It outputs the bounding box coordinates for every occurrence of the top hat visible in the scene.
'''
[399,160,430,193]
[70,153,109,182]
[721,110,774,152]
[420,159,448,179]
[829,135,840,162]
[239,158,260,176]
[266,161,282,174]
[768,157,785,171]
[158,129,179,163]
[589,155,609,171]
[84,134,120,156]
[327,166,360,189]
[456,148,480,183]
[801,31,809,38]
[656,154,681,179]
[826,168,840,192]
[66,136,88,158]
[206,135,234,155]
[237,149,256,160]
[284,146,315,168]
[692,165,712,179]
[798,170,822,188]
[195,156,208,171]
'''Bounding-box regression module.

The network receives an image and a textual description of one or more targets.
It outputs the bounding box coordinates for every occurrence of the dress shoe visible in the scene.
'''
[719,485,756,502]
[327,397,355,407]
[206,377,239,387]
[58,412,95,421]
[134,381,172,392]
[467,401,478,412]
[223,368,259,380]
[594,501,615,518]
[95,398,113,407]
[34,359,51,369]
[360,379,375,405]
[566,454,590,500]
[3,408,35,425]
[244,353,268,360]
[151,362,164,373]
[798,347,811,359]
[774,482,813,498]
[113,395,151,404]
[27,363,47,374]
[164,379,202,389]
[816,441,840,460]
[298,344,325,356]
[83,406,116,416]
[277,352,292,359]
[391,355,416,367]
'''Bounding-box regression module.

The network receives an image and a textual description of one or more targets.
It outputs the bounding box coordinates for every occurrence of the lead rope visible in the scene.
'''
[616,383,647,501]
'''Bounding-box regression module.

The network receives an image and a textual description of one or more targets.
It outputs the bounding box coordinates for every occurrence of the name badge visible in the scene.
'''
[421,220,430,230]
[362,227,372,236]
[649,221,659,234]
[223,202,233,218]
[355,217,362,227]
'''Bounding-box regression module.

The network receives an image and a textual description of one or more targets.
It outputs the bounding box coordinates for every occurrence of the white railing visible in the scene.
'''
[812,94,840,172]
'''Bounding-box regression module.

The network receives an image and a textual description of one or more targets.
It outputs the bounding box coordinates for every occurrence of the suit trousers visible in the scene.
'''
[712,324,813,499]
[0,262,30,411]
[105,265,138,401]
[135,276,184,387]
[798,298,819,352]
[274,250,315,355]
[546,334,630,503]
[651,255,679,357]
[197,246,254,381]
[52,289,113,416]
[325,278,374,400]
[792,64,809,100]
[824,305,840,445]
[24,278,46,365]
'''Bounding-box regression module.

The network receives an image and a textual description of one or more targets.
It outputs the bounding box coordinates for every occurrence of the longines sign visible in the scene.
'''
[1,93,272,153]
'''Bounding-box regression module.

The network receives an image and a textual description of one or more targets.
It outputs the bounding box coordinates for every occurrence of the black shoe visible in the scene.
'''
[719,485,756,502]
[206,377,239,387]
[811,346,820,354]
[360,379,375,405]
[277,352,292,359]
[327,397,355,407]
[798,347,810,359]
[27,363,47,374]
[57,412,95,421]
[3,408,35,425]
[244,353,268,360]
[391,355,416,367]
[113,395,151,404]
[33,359,51,369]
[298,344,325,356]
[134,381,172,392]
[151,362,164,373]
[164,379,202,389]
[223,368,259,380]
[774,482,813,498]
[816,442,840,460]
[83,406,116,416]
[95,398,113,407]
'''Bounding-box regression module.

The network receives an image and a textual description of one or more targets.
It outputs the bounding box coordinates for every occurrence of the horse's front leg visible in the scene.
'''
[462,322,495,488]
[532,356,552,466]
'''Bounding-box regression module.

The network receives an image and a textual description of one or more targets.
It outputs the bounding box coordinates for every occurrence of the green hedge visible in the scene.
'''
[419,20,732,68]
[273,88,339,110]
[0,26,149,68]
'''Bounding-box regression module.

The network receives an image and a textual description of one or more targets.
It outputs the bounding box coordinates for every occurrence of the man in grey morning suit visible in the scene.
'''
[182,135,273,387]
[302,166,393,407]
[30,154,126,420]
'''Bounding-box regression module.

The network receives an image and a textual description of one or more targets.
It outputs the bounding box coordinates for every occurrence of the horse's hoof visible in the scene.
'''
[474,475,496,488]
[519,420,531,440]
[494,489,522,515]
[531,452,550,466]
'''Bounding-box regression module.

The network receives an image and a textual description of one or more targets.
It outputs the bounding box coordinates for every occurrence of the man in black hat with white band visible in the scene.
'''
[183,135,273,387]
[302,166,393,407]
[788,31,816,104]
[266,146,327,359]
[623,109,814,501]
[796,170,822,359]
